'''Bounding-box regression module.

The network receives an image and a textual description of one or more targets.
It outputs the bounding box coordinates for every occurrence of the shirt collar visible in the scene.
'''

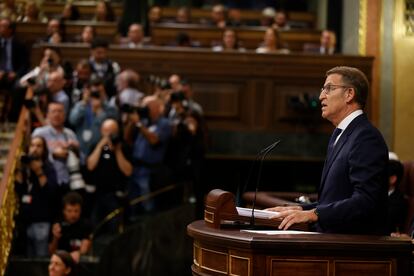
[337,109,364,131]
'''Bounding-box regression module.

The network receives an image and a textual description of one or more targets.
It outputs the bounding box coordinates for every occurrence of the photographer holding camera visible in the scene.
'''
[69,78,117,159]
[166,91,206,204]
[49,191,92,263]
[125,95,172,214]
[14,136,58,257]
[32,102,82,194]
[86,119,132,231]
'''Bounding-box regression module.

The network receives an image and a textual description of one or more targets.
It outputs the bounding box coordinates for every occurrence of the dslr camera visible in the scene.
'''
[120,104,149,119]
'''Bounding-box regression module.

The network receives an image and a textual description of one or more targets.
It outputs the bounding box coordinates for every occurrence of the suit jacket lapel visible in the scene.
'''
[319,114,367,195]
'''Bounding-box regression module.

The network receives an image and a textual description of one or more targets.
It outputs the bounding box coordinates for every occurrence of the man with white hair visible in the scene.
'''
[111,69,144,108]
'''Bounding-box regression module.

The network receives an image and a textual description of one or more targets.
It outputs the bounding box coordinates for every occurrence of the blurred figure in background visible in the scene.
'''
[48,250,76,276]
[175,6,191,24]
[212,29,245,52]
[14,136,58,257]
[119,23,145,48]
[94,1,115,22]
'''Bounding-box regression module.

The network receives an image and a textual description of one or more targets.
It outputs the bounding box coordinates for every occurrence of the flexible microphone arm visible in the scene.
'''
[250,140,281,228]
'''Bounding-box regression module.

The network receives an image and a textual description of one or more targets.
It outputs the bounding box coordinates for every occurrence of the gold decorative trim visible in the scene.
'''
[193,244,200,266]
[333,259,393,276]
[359,0,368,55]
[200,247,228,274]
[269,258,329,276]
[204,210,214,223]
[229,254,251,276]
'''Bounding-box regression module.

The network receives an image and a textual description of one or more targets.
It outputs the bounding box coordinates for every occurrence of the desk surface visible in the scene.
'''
[188,220,412,253]
[188,220,413,276]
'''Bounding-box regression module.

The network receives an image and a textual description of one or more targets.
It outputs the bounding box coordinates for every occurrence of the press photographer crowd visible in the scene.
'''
[3,38,207,263]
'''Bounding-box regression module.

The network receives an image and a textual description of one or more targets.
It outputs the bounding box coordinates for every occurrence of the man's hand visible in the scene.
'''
[265,206,317,230]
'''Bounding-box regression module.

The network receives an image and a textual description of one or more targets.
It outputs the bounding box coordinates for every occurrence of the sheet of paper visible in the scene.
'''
[236,207,280,219]
[241,230,320,235]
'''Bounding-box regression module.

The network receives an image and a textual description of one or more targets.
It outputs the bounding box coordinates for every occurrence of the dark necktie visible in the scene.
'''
[327,128,342,160]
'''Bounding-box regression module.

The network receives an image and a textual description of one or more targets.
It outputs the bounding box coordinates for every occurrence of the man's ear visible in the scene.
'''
[345,87,356,104]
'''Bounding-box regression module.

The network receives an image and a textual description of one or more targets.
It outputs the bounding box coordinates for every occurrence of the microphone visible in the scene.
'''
[250,139,281,228]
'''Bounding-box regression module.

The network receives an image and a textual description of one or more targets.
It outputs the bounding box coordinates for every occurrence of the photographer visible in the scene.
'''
[24,86,51,129]
[126,95,172,213]
[32,102,81,193]
[14,136,58,257]
[86,119,132,232]
[166,91,206,203]
[69,79,117,159]
[49,192,92,263]
[19,47,64,90]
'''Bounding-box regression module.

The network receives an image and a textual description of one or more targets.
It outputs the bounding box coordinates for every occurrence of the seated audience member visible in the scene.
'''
[0,0,19,21]
[49,192,92,263]
[168,74,182,92]
[42,18,66,44]
[212,29,245,52]
[61,3,80,21]
[20,47,64,89]
[173,32,193,47]
[210,4,227,28]
[256,27,289,54]
[272,10,290,30]
[68,59,92,105]
[69,81,118,158]
[386,152,408,234]
[76,26,96,44]
[88,38,120,98]
[175,6,191,24]
[17,1,46,23]
[47,71,70,115]
[126,95,172,213]
[145,5,163,36]
[0,18,29,121]
[14,136,58,257]
[94,1,115,22]
[304,30,337,55]
[87,119,132,231]
[110,69,144,108]
[260,7,275,27]
[119,23,145,48]
[32,102,81,192]
[49,250,76,276]
[227,8,243,27]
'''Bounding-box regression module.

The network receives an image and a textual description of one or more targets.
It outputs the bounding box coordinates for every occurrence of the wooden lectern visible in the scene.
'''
[204,189,307,230]
[186,189,413,276]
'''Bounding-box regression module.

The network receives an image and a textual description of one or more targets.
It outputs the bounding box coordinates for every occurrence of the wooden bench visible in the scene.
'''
[161,7,316,28]
[41,1,123,20]
[15,21,118,47]
[31,43,372,135]
[151,23,321,51]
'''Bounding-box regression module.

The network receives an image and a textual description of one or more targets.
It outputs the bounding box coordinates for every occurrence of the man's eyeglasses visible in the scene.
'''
[320,84,350,95]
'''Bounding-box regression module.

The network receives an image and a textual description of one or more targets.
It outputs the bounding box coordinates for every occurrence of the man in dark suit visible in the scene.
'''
[0,18,29,121]
[267,66,389,235]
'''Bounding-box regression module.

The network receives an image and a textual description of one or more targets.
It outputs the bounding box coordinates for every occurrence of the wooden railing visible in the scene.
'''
[0,90,31,276]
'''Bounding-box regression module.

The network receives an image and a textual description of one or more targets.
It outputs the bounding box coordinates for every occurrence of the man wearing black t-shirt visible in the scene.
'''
[49,192,92,262]
[86,119,133,231]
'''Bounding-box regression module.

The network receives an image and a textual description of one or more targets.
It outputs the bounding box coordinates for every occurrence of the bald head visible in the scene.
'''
[142,95,164,120]
[101,119,119,137]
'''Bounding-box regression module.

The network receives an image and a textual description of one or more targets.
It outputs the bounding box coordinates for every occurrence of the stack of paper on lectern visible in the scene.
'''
[236,207,280,219]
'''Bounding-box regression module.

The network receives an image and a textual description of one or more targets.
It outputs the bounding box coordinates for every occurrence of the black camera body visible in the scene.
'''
[120,104,149,119]
[20,154,40,164]
[90,89,101,99]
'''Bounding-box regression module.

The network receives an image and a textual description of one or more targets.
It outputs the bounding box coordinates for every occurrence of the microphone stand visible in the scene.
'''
[250,140,281,229]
